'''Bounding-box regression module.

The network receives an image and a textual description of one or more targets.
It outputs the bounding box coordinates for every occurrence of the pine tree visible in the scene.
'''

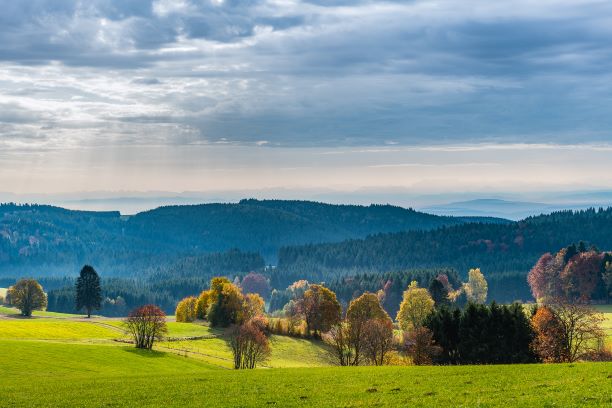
[75,265,102,318]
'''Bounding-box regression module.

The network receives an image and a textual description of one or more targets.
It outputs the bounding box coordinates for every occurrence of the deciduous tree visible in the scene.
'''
[463,268,488,304]
[396,281,434,331]
[542,300,605,362]
[7,279,47,317]
[240,272,271,300]
[403,327,441,365]
[175,296,198,322]
[560,251,602,301]
[242,293,265,322]
[208,281,245,327]
[346,292,391,365]
[124,305,167,349]
[195,290,212,320]
[361,318,394,366]
[229,320,271,369]
[325,323,352,366]
[300,284,341,338]
[531,306,566,363]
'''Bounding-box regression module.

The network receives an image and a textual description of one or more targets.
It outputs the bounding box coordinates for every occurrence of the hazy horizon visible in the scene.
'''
[2,1,612,199]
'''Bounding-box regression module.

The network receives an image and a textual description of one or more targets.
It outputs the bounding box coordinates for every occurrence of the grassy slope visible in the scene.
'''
[0,319,120,341]
[159,335,332,369]
[1,343,610,408]
[0,311,611,407]
[103,320,218,338]
[0,305,81,318]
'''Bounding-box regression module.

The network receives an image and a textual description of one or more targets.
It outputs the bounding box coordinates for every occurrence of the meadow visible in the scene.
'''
[0,308,611,407]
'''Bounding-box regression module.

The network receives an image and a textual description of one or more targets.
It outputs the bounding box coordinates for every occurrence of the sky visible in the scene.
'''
[1,0,612,207]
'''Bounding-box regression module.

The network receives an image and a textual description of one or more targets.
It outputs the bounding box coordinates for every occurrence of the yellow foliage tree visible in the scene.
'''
[396,281,434,331]
[464,268,488,304]
[175,296,198,322]
[196,290,212,320]
[242,293,265,322]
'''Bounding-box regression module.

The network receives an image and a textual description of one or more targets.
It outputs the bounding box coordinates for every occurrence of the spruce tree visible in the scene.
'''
[428,278,449,308]
[75,265,102,318]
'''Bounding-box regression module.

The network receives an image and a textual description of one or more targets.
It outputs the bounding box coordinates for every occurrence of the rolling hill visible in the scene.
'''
[0,200,487,277]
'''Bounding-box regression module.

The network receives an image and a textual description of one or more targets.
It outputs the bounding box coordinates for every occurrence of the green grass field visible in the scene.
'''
[1,341,610,407]
[0,305,82,318]
[0,307,611,407]
[0,319,120,341]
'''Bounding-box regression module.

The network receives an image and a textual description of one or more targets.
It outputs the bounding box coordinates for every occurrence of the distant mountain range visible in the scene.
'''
[421,199,576,220]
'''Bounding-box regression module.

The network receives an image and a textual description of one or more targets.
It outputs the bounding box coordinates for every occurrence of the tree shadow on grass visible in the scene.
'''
[123,348,166,358]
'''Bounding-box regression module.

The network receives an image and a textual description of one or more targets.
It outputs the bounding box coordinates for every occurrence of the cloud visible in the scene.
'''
[0,0,611,150]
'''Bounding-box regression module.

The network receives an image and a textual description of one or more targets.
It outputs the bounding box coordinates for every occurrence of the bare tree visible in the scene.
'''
[124,305,168,349]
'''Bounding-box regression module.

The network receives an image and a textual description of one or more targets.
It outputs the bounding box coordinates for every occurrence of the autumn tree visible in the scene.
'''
[175,296,198,322]
[560,251,602,301]
[195,290,212,319]
[7,279,47,317]
[463,268,488,304]
[403,327,442,365]
[361,318,395,366]
[75,265,102,318]
[528,246,607,303]
[242,293,265,322]
[229,319,271,369]
[124,305,168,349]
[346,292,392,365]
[527,253,560,302]
[240,272,271,300]
[300,284,341,338]
[531,306,566,362]
[208,280,245,327]
[537,300,606,363]
[325,323,352,366]
[396,281,434,331]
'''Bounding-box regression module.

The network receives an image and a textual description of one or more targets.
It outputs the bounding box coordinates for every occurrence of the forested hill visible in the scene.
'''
[276,207,612,288]
[126,199,502,260]
[0,200,486,276]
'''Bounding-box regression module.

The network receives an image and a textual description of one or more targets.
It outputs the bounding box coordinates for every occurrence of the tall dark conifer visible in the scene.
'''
[76,265,102,318]
[428,278,449,308]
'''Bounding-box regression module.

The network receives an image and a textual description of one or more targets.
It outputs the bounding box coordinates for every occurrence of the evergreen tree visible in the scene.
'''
[428,278,449,308]
[75,265,102,318]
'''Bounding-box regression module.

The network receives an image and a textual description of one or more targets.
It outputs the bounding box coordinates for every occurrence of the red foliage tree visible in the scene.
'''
[229,320,271,369]
[124,305,167,349]
[560,251,603,301]
[527,252,564,301]
[240,272,271,300]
